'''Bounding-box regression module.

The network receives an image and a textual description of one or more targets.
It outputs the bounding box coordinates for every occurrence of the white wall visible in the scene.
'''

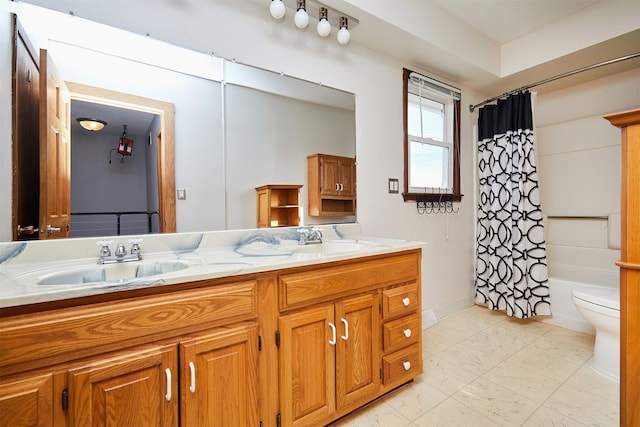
[536,69,640,289]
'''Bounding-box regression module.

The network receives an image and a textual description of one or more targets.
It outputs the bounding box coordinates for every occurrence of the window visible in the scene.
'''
[403,68,461,202]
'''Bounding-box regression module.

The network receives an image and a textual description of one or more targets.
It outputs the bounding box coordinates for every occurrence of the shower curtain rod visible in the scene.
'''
[469,52,640,112]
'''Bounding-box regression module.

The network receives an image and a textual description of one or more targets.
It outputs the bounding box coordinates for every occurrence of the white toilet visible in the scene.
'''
[572,287,620,382]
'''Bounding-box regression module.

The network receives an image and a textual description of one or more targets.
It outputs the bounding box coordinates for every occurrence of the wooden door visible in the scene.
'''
[279,305,336,426]
[335,293,380,410]
[0,373,58,427]
[11,17,41,241]
[180,324,259,427]
[39,49,70,239]
[67,344,178,427]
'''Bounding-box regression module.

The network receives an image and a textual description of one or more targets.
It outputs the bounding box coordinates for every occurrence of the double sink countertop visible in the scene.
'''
[0,224,425,308]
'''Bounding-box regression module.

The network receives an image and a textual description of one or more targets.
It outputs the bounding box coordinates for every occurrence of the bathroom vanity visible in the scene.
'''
[0,224,424,426]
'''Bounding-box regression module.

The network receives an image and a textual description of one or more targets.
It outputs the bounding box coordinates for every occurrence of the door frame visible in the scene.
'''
[66,82,176,234]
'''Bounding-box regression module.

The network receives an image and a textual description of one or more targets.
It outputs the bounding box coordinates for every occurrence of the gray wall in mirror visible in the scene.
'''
[3,2,356,241]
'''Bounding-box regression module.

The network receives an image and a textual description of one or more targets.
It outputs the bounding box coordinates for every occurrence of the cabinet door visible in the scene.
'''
[279,305,336,426]
[0,373,57,427]
[180,323,258,427]
[320,156,340,196]
[337,158,356,198]
[67,344,178,427]
[335,293,380,410]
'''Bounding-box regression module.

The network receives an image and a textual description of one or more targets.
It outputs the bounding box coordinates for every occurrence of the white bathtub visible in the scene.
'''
[542,278,619,334]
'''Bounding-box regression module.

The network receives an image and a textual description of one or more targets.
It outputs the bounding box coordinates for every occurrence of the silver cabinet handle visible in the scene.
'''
[402,361,411,371]
[402,297,411,307]
[403,328,412,338]
[341,318,349,340]
[189,361,196,393]
[328,322,336,345]
[165,368,172,401]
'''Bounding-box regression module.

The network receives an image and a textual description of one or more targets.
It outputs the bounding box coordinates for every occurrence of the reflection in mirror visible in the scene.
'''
[5,2,356,242]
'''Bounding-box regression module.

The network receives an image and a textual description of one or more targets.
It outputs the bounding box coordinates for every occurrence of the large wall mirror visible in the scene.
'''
[5,2,356,242]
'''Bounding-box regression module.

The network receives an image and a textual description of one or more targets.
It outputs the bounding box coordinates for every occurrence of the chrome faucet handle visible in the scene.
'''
[128,238,143,255]
[115,243,127,257]
[96,240,113,257]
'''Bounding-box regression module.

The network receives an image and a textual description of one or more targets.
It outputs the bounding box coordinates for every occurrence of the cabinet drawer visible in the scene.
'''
[382,343,422,385]
[381,283,418,319]
[279,253,418,310]
[382,314,420,352]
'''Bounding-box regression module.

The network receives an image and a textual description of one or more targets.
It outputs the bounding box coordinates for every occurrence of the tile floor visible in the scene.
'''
[331,305,619,427]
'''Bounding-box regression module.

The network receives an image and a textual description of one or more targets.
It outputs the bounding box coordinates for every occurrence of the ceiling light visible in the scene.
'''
[77,118,107,131]
[269,0,286,19]
[337,17,350,45]
[317,7,330,38]
[294,0,309,28]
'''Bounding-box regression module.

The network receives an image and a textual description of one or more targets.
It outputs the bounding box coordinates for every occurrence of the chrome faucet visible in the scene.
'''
[97,239,143,264]
[297,227,323,245]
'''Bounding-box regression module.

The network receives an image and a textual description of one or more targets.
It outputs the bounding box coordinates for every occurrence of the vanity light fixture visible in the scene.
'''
[268,0,358,44]
[77,118,107,131]
[336,16,350,45]
[316,7,330,37]
[294,0,309,28]
[270,0,286,19]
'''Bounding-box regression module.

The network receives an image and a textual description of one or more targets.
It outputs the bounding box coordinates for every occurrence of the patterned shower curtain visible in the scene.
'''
[475,91,551,318]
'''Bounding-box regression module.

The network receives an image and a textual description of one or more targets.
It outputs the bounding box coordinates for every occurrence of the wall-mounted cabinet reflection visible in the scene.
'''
[308,154,356,217]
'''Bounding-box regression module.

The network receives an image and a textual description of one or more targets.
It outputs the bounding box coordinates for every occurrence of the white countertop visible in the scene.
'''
[0,224,425,308]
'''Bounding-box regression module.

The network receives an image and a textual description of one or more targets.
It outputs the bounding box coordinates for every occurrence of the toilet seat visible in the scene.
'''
[572,287,620,311]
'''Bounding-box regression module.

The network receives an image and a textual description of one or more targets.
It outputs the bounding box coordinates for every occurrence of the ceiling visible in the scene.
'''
[71,100,157,140]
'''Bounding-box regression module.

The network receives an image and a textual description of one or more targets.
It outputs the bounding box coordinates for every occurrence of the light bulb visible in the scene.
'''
[337,17,350,44]
[317,19,330,37]
[294,8,309,28]
[317,7,330,37]
[269,0,285,19]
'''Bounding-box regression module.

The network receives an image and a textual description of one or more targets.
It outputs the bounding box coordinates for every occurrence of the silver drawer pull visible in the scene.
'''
[402,297,411,307]
[402,361,411,371]
[403,328,412,338]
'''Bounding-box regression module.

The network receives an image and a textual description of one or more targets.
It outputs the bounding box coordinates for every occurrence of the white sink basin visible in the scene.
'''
[37,260,190,286]
[291,241,368,255]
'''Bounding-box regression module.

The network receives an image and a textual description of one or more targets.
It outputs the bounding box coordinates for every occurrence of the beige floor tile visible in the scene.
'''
[523,406,588,426]
[452,377,540,426]
[483,360,564,403]
[420,355,478,395]
[382,379,448,421]
[422,328,458,356]
[503,316,555,335]
[462,323,535,357]
[332,398,413,427]
[543,326,595,350]
[565,362,619,403]
[413,398,500,427]
[507,346,582,382]
[426,317,483,342]
[544,383,619,426]
[437,342,505,374]
[526,335,593,365]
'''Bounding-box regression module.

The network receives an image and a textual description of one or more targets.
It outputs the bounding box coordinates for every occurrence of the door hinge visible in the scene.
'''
[380,368,383,380]
[258,335,262,351]
[61,387,69,411]
[276,413,281,427]
[275,331,280,347]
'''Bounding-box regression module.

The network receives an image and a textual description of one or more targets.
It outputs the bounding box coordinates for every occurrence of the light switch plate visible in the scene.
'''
[177,188,187,200]
[388,178,399,194]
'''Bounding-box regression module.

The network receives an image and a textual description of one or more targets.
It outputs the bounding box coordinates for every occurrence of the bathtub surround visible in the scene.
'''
[475,91,550,318]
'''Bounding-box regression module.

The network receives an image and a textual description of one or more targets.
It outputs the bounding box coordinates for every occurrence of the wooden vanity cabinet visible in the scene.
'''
[0,371,63,427]
[277,251,422,426]
[307,154,356,216]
